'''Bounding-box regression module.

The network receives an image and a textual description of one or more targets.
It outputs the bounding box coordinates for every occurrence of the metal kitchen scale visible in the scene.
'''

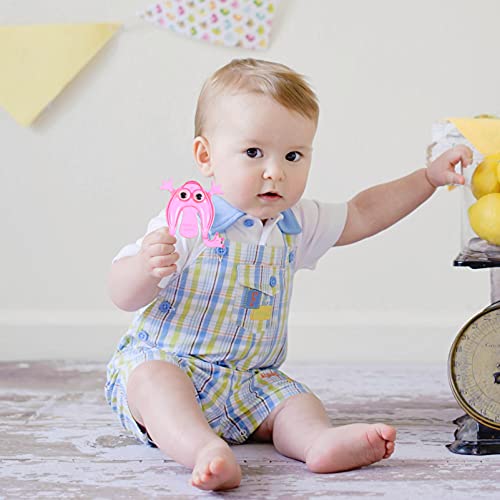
[447,264,500,455]
[440,122,500,454]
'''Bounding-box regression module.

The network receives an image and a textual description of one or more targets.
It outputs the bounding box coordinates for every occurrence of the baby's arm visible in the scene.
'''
[108,228,179,311]
[336,145,473,246]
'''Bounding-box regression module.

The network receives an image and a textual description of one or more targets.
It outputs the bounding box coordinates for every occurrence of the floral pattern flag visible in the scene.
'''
[138,0,279,50]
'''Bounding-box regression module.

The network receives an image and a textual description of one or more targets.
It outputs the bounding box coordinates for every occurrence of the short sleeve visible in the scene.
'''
[292,199,348,270]
[112,209,167,263]
[112,209,204,288]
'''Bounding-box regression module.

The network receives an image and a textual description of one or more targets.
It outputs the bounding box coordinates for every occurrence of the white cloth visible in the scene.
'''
[113,199,348,288]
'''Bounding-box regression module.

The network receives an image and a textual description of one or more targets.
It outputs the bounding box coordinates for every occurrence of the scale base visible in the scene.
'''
[453,239,500,269]
[447,414,500,455]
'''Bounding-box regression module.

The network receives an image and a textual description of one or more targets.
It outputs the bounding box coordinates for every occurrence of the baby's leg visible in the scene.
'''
[265,393,396,473]
[127,360,241,490]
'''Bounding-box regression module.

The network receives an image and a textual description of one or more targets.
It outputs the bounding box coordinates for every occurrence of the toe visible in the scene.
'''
[374,423,396,443]
[384,441,395,458]
[382,424,396,442]
[209,456,225,475]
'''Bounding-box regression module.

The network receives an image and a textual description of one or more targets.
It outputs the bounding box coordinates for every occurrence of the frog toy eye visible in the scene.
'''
[178,189,191,201]
[193,190,205,202]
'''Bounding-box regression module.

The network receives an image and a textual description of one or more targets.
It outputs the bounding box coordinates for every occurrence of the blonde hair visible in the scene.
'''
[194,58,319,137]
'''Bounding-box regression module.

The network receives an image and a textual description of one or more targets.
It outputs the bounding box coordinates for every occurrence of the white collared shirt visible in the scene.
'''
[114,198,347,288]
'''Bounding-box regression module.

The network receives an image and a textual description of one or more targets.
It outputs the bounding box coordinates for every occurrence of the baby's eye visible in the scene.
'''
[246,148,263,159]
[285,151,302,162]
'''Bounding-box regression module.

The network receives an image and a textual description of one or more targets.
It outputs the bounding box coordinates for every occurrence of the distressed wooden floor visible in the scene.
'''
[1,361,499,499]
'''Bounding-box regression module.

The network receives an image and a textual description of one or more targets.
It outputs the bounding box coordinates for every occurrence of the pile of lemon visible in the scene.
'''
[469,153,500,245]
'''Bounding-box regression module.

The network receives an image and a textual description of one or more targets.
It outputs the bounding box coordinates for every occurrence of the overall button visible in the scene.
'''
[137,330,149,342]
[243,218,255,227]
[269,276,277,287]
[159,300,171,313]
[288,250,295,263]
[216,246,228,257]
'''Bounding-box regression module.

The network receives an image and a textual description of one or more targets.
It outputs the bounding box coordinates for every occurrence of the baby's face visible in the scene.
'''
[199,92,316,221]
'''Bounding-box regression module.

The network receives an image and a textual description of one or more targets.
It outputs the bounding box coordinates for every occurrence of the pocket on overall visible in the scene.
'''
[231,264,284,336]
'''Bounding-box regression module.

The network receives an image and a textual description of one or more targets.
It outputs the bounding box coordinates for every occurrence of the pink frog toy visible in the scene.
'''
[160,179,224,248]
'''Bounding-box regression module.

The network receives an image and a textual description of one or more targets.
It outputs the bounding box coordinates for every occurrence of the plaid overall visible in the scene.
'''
[105,229,311,444]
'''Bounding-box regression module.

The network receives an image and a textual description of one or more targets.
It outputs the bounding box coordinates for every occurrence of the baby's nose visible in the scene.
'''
[264,161,285,180]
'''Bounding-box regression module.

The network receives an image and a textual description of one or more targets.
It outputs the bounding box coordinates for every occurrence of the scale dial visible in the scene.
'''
[449,302,500,430]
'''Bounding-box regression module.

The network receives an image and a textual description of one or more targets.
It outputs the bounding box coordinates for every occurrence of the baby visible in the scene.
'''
[106,58,472,491]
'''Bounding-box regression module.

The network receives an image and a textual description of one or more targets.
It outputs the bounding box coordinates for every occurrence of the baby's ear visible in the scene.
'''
[193,136,213,177]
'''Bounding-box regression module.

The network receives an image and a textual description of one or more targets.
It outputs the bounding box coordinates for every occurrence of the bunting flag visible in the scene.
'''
[0,23,121,126]
[139,0,279,50]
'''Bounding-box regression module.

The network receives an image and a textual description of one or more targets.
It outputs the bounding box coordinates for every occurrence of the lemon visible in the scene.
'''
[468,193,500,245]
[497,161,500,184]
[470,153,500,200]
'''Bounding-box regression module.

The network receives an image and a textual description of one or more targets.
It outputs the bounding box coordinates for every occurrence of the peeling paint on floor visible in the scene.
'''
[1,362,499,499]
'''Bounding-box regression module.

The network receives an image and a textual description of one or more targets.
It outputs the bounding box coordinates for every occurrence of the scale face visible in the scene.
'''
[449,303,500,430]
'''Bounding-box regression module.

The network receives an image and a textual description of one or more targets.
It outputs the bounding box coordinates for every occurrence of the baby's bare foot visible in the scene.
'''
[305,423,396,473]
[191,442,241,491]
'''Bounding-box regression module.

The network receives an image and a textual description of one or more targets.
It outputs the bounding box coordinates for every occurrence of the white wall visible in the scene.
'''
[1,0,497,362]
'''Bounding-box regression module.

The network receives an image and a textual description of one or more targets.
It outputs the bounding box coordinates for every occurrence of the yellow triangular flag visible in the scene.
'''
[0,23,121,126]
[449,117,500,156]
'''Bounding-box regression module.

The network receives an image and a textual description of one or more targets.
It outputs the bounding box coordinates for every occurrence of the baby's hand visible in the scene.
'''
[139,227,179,279]
[426,145,473,188]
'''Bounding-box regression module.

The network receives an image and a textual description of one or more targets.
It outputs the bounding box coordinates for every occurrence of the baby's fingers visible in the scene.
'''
[147,243,176,258]
[446,170,465,185]
[143,227,177,246]
[448,145,473,168]
[150,253,179,269]
[152,264,177,279]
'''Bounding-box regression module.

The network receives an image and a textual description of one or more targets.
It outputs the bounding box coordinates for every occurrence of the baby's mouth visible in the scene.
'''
[258,192,282,200]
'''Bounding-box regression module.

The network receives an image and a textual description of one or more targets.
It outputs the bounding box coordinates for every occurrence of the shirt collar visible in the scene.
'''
[211,195,302,235]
